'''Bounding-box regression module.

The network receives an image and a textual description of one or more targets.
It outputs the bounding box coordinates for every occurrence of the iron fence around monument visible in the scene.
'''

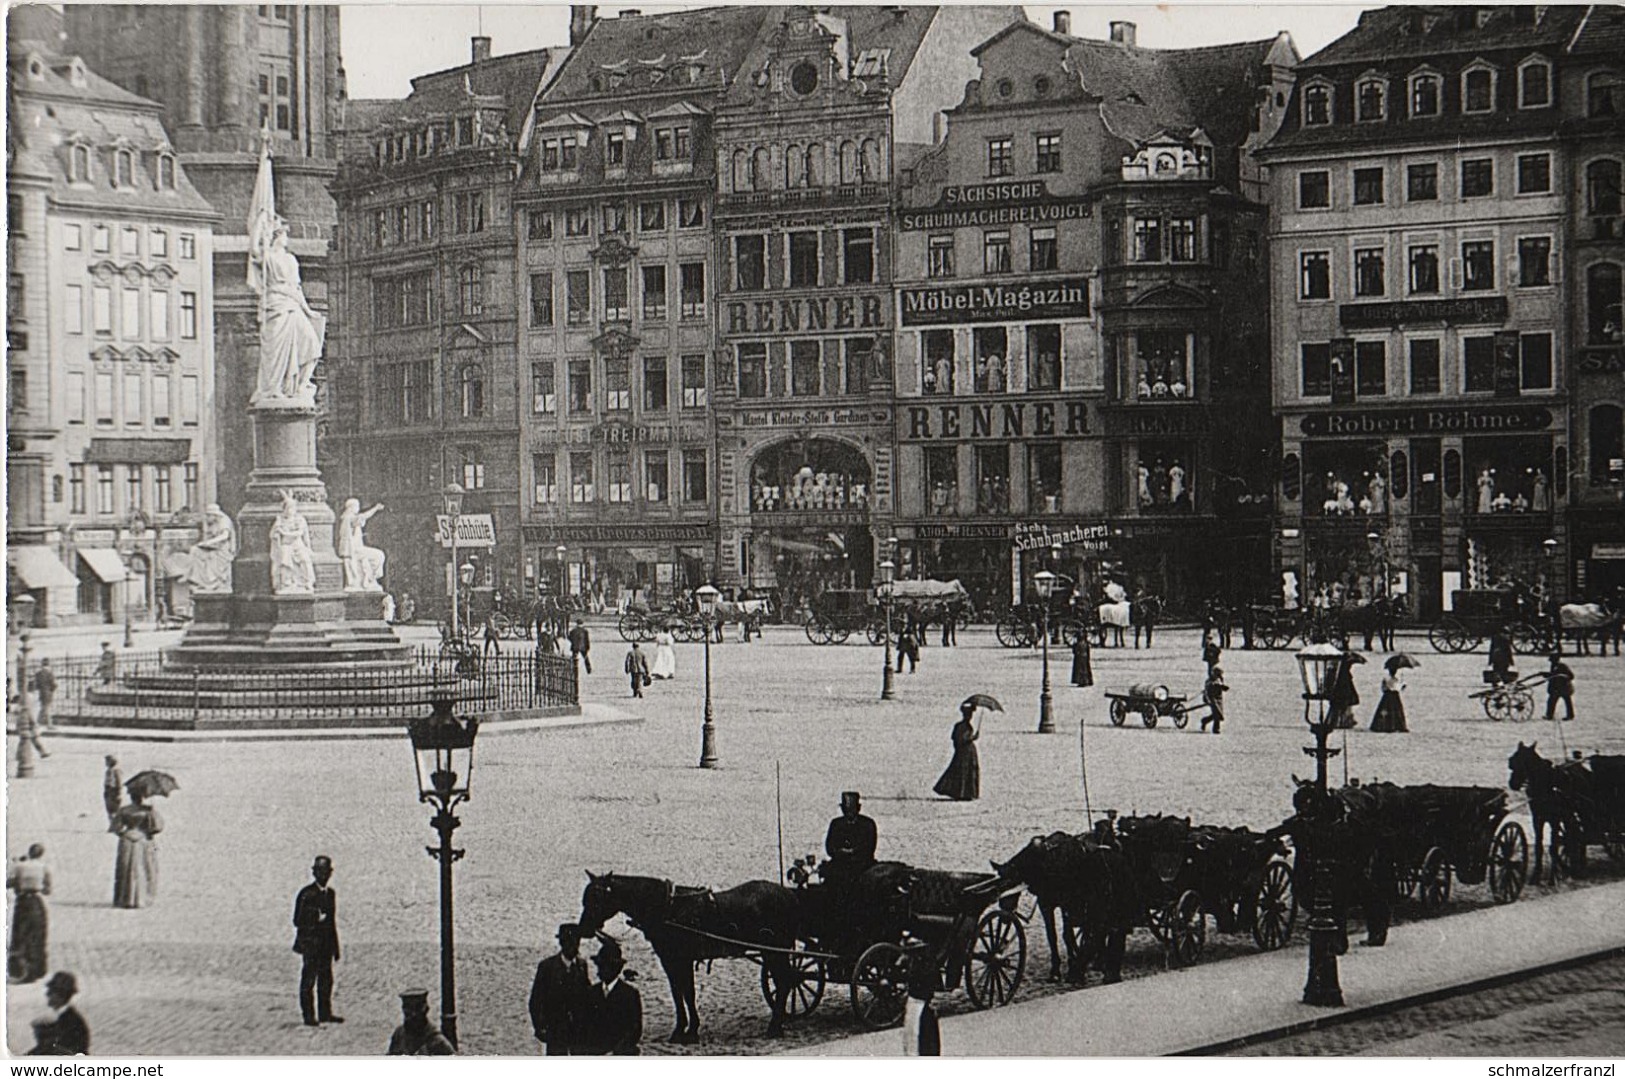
[47,647,578,728]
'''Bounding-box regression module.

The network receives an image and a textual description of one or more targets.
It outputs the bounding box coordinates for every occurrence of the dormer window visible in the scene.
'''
[654,124,690,161]
[606,131,626,167]
[457,116,475,145]
[156,153,176,190]
[540,135,581,172]
[1518,57,1552,108]
[114,149,135,189]
[1463,65,1496,114]
[69,143,92,183]
[1410,73,1441,117]
[1356,77,1386,122]
[1302,82,1332,126]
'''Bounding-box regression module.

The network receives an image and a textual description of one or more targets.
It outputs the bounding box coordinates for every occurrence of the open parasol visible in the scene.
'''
[125,770,179,800]
[1343,651,1368,665]
[1385,653,1421,672]
[961,694,1004,714]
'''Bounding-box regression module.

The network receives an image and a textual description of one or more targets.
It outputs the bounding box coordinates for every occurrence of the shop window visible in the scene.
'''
[1409,245,1440,294]
[1586,159,1623,215]
[1409,339,1441,394]
[644,451,668,503]
[531,362,556,414]
[1461,240,1496,291]
[567,270,591,326]
[1461,159,1494,198]
[1301,252,1331,300]
[570,453,594,503]
[1301,343,1332,397]
[790,341,821,397]
[843,338,872,396]
[1132,331,1190,399]
[735,235,766,291]
[605,357,630,411]
[1517,154,1551,195]
[1028,444,1062,515]
[568,359,593,413]
[1027,325,1061,391]
[681,355,706,408]
[925,446,958,516]
[1305,443,1388,517]
[927,235,955,278]
[533,457,557,505]
[1520,333,1553,391]
[1407,163,1438,202]
[1356,341,1387,397]
[1589,405,1624,485]
[843,228,875,285]
[643,357,667,412]
[1354,248,1386,296]
[922,330,954,395]
[750,439,868,511]
[1466,436,1553,515]
[1298,170,1330,209]
[1353,167,1385,205]
[1137,442,1196,514]
[975,445,1010,514]
[1517,238,1551,287]
[1587,263,1623,344]
[788,232,820,287]
[972,328,1008,393]
[737,343,767,399]
[682,450,708,503]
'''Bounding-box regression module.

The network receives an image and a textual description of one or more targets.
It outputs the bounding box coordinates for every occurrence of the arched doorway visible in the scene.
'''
[745,438,875,610]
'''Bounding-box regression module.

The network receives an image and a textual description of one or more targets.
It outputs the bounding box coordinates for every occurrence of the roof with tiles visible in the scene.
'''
[1303,4,1587,68]
[719,5,943,108]
[540,6,772,105]
[7,40,215,217]
[1569,4,1625,57]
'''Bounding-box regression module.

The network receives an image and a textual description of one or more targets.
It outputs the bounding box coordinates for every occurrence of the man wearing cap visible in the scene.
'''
[28,972,90,1055]
[292,856,342,1027]
[386,988,455,1055]
[102,757,123,828]
[528,923,590,1054]
[580,939,641,1055]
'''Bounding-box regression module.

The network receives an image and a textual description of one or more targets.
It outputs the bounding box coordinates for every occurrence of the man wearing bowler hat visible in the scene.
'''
[292,855,342,1027]
[28,972,89,1055]
[529,923,590,1054]
[387,988,455,1055]
[582,938,641,1055]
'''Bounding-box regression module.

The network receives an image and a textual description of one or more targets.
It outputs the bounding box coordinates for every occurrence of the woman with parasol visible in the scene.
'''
[112,771,175,908]
[934,696,997,801]
[1370,654,1418,733]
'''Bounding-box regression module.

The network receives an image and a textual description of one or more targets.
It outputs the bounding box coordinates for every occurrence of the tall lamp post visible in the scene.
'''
[406,695,480,1048]
[1295,642,1350,1008]
[14,631,36,778]
[1035,569,1058,733]
[696,584,720,768]
[555,544,567,602]
[1542,537,1559,654]
[879,557,896,701]
[443,484,465,637]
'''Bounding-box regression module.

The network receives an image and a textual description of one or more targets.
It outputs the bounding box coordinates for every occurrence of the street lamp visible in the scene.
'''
[443,483,465,637]
[1365,530,1388,599]
[1035,569,1059,734]
[14,631,35,779]
[1294,641,1351,1008]
[696,584,720,768]
[406,693,480,1049]
[879,558,896,702]
[555,543,568,600]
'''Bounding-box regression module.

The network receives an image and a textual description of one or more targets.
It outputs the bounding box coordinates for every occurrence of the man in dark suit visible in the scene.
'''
[292,855,343,1027]
[567,620,592,674]
[581,939,641,1055]
[29,971,90,1055]
[528,923,589,1054]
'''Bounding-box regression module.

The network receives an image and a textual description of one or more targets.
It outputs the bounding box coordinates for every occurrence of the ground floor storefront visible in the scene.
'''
[1570,506,1625,600]
[523,523,713,611]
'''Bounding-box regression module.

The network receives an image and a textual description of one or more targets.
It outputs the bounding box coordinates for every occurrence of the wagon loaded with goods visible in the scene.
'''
[872,578,973,645]
[1104,683,1208,730]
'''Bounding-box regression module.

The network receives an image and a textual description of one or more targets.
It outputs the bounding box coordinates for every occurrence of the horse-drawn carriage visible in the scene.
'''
[803,589,881,645]
[1508,743,1625,881]
[874,579,973,645]
[993,602,1089,649]
[617,601,705,643]
[1429,589,1554,656]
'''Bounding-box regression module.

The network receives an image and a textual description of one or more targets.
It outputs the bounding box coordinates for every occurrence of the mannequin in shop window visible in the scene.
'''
[935,357,952,396]
[1138,462,1152,508]
[1168,461,1187,507]
[1367,473,1386,515]
[1170,374,1187,398]
[1151,373,1170,398]
[1477,468,1496,514]
[1138,372,1153,399]
[1532,469,1550,512]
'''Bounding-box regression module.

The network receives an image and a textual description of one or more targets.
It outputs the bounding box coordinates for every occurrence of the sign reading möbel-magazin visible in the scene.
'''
[900,278,1091,327]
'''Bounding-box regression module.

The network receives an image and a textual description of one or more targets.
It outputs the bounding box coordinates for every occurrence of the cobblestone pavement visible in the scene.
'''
[6,626,1623,1056]
[1231,953,1625,1057]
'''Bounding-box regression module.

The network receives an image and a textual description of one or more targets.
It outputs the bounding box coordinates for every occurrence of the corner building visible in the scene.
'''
[1262,6,1588,620]
[518,7,770,605]
[713,5,1016,604]
[894,15,1293,612]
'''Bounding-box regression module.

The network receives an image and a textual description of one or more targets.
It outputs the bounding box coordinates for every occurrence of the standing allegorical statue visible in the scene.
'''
[269,492,317,595]
[247,135,326,408]
[336,499,386,593]
[186,504,238,594]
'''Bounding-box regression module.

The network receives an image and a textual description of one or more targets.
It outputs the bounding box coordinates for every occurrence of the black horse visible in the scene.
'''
[579,871,802,1044]
[1507,742,1610,882]
[992,832,1139,985]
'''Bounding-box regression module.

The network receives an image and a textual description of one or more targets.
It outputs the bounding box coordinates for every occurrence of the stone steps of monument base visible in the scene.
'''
[113,670,457,692]
[84,683,493,712]
[159,646,418,668]
[58,702,491,731]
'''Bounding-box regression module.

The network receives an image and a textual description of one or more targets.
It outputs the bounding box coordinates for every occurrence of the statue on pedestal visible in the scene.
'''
[185,504,238,594]
[247,134,326,408]
[336,499,386,593]
[269,492,316,595]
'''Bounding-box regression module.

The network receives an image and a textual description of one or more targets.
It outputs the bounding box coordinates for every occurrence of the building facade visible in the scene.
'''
[894,16,1292,614]
[518,7,769,605]
[7,39,218,627]
[713,5,1014,607]
[63,4,344,519]
[329,39,561,612]
[1262,5,1586,621]
[1564,8,1625,600]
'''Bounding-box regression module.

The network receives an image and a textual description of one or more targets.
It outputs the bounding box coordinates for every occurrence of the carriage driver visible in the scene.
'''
[822,791,878,889]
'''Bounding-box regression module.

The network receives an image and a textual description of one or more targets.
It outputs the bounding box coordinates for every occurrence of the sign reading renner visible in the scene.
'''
[900,278,1090,327]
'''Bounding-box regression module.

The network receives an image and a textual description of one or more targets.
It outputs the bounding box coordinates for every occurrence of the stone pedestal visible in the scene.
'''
[169,403,410,668]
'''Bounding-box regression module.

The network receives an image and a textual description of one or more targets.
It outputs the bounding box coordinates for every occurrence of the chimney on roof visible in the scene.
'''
[471,36,491,64]
[1053,10,1071,35]
[1109,21,1136,47]
[570,5,597,46]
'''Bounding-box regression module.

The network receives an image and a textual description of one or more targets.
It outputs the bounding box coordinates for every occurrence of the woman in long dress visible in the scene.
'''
[650,629,677,680]
[933,702,981,801]
[7,844,51,982]
[112,793,163,909]
[1370,664,1408,732]
[1070,634,1093,687]
[1329,658,1360,729]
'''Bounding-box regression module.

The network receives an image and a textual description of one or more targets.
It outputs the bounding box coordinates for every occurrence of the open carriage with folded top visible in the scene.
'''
[775,858,1029,1030]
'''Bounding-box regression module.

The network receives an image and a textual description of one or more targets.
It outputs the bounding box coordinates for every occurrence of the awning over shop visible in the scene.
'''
[7,547,79,590]
[77,548,128,583]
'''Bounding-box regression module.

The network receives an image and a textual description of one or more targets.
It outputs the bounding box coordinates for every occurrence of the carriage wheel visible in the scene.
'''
[1059,619,1086,647]
[1419,847,1452,912]
[1510,621,1554,656]
[761,952,826,1019]
[866,623,887,646]
[995,616,1025,649]
[617,612,641,642]
[672,619,697,644]
[638,620,658,644]
[850,942,908,1030]
[1141,708,1158,729]
[1109,699,1129,727]
[1509,688,1536,722]
[1172,705,1190,730]
[1428,617,1473,654]
[964,908,1026,1010]
[1488,821,1529,904]
[1165,890,1206,967]
[490,612,514,639]
[830,626,852,645]
[1251,859,1297,951]
[1146,903,1171,944]
[805,621,827,645]
[1485,690,1512,722]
